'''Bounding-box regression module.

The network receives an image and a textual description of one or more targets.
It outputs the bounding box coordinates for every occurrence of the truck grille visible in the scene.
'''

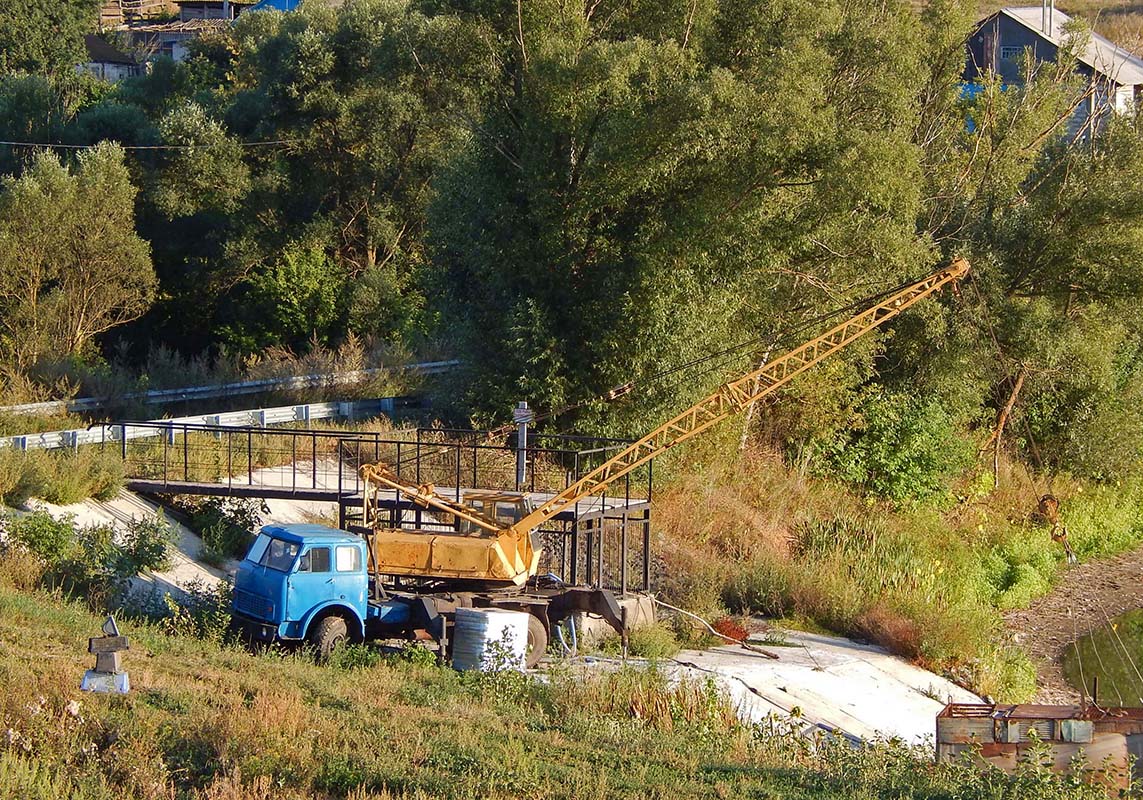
[234,589,274,620]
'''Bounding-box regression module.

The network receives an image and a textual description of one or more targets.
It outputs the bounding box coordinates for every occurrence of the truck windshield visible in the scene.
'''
[257,537,300,572]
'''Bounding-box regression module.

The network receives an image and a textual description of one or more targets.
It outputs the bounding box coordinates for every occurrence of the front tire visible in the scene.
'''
[311,616,348,663]
[526,613,548,669]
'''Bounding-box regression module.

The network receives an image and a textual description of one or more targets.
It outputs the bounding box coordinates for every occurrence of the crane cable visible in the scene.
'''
[376,265,961,474]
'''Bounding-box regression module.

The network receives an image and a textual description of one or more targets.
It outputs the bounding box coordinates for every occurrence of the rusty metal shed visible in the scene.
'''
[937,702,1143,788]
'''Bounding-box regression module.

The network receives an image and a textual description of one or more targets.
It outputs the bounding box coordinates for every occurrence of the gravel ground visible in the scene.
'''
[1004,547,1143,703]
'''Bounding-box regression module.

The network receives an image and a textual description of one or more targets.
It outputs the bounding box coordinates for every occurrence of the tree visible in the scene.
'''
[428,0,932,429]
[0,0,99,76]
[0,143,156,369]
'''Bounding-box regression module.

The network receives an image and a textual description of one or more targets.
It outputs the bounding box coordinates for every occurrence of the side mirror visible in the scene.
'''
[296,551,311,573]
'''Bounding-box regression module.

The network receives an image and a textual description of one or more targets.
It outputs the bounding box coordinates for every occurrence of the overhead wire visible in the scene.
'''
[1085,612,1126,708]
[1097,602,1143,706]
[1071,605,1089,707]
[0,138,300,151]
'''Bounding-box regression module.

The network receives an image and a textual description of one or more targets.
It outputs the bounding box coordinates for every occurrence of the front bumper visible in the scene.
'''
[229,612,279,643]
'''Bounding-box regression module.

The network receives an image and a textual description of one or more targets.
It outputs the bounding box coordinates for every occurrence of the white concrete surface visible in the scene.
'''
[665,630,981,747]
[23,490,227,593]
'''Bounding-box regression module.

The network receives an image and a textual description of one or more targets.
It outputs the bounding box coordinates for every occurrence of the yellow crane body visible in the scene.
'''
[360,259,969,586]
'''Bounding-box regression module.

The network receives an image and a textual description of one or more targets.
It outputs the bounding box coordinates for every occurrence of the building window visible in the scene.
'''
[1000,46,1025,62]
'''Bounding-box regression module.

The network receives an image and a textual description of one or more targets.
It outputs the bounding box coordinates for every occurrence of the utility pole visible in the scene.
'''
[513,401,534,491]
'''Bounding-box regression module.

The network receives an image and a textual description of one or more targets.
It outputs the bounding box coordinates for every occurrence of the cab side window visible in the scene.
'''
[335,545,361,572]
[299,547,331,573]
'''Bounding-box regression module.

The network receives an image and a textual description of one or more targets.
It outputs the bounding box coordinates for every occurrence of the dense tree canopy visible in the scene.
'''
[0,143,155,370]
[0,0,99,76]
[1,0,1143,492]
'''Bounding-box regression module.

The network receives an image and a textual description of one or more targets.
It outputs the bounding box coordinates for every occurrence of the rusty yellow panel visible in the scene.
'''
[369,528,536,586]
[936,717,992,744]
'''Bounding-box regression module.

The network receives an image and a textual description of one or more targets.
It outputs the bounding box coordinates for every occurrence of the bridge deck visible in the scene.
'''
[126,480,649,522]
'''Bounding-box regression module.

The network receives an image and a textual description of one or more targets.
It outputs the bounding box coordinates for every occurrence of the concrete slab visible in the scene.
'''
[664,629,980,747]
[574,593,657,643]
[21,490,227,591]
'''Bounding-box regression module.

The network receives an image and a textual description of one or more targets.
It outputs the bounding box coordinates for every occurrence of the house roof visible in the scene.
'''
[127,18,230,33]
[83,34,137,65]
[996,6,1143,86]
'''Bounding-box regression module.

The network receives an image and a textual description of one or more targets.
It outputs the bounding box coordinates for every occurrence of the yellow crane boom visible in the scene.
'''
[507,257,970,536]
[360,258,969,585]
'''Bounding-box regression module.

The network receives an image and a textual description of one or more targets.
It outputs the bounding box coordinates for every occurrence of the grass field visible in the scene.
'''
[0,559,1120,800]
[652,430,1143,702]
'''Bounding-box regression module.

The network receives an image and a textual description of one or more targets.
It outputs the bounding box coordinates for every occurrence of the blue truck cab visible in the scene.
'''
[231,523,430,658]
[231,524,370,651]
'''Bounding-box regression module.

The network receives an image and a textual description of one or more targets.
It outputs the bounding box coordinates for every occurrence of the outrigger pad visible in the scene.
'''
[547,588,625,636]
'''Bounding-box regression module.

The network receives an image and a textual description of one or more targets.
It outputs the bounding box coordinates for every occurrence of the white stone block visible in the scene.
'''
[81,670,130,694]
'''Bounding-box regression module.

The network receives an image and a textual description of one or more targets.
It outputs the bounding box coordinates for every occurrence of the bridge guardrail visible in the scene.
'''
[0,360,458,417]
[0,396,422,452]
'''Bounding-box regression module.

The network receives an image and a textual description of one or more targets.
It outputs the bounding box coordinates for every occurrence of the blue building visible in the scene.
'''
[249,0,303,10]
[966,4,1143,135]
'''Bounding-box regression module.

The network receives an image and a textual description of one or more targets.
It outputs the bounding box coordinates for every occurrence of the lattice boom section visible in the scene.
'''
[511,260,968,535]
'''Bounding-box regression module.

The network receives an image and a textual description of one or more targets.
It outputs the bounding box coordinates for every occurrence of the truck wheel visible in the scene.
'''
[526,614,548,669]
[311,616,348,663]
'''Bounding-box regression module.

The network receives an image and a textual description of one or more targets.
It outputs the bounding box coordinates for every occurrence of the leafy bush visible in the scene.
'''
[3,510,173,606]
[161,578,233,642]
[0,448,39,507]
[6,510,75,563]
[971,646,1038,703]
[599,622,681,660]
[722,557,792,617]
[190,497,263,563]
[116,515,175,576]
[329,644,383,671]
[820,391,973,503]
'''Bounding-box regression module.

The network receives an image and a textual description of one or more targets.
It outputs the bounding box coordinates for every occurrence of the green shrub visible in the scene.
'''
[973,646,1038,703]
[115,515,174,576]
[329,643,383,671]
[819,391,973,503]
[0,449,43,507]
[161,578,233,642]
[7,511,76,563]
[191,498,261,562]
[38,449,125,505]
[722,557,791,617]
[599,622,681,660]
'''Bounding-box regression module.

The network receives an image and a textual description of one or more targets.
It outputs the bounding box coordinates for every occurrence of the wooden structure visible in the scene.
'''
[937,702,1143,788]
[965,4,1143,137]
[100,0,178,29]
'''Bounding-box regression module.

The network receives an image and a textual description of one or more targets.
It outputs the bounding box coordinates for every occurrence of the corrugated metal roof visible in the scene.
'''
[127,18,230,32]
[999,6,1143,86]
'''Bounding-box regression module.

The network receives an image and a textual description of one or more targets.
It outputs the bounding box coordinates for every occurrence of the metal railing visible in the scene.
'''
[0,397,421,452]
[0,359,457,417]
[115,423,653,593]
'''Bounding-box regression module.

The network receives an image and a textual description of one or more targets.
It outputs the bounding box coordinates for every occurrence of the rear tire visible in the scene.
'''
[311,616,348,663]
[525,613,548,669]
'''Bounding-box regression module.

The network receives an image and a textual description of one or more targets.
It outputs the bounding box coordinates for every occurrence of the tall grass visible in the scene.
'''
[0,447,124,507]
[656,445,1143,702]
[0,570,1116,799]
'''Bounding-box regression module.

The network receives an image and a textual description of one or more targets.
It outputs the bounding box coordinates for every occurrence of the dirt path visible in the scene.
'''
[1004,547,1143,703]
